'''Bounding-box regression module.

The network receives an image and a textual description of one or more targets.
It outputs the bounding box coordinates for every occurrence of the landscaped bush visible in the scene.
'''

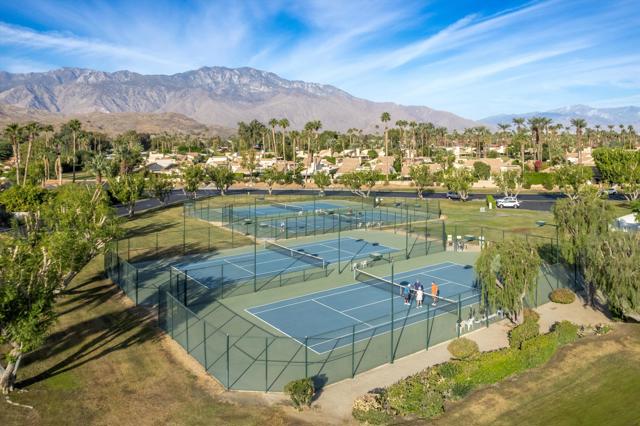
[549,288,576,304]
[508,318,540,349]
[385,369,447,419]
[524,171,554,188]
[487,150,499,158]
[352,391,393,425]
[284,378,315,410]
[473,161,491,180]
[447,338,479,360]
[552,320,579,345]
[486,194,496,209]
[523,308,540,323]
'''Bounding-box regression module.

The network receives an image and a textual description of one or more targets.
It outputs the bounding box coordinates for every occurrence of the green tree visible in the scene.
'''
[206,165,236,195]
[593,148,640,201]
[313,171,331,194]
[473,161,491,180]
[476,239,542,323]
[0,184,118,393]
[241,149,258,183]
[109,173,146,217]
[4,123,22,185]
[553,186,614,305]
[381,112,391,181]
[442,167,477,201]
[340,169,381,198]
[181,164,205,199]
[493,170,523,197]
[408,164,434,199]
[68,119,82,182]
[553,164,592,199]
[279,118,290,161]
[21,122,42,185]
[87,152,110,184]
[261,166,285,195]
[147,173,174,206]
[585,232,640,317]
[570,118,587,164]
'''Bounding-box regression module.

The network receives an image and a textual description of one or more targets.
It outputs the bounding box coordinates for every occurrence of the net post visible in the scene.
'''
[351,324,356,378]
[203,321,208,372]
[265,337,269,392]
[390,262,395,364]
[253,220,258,293]
[425,302,430,350]
[226,334,230,390]
[304,336,309,378]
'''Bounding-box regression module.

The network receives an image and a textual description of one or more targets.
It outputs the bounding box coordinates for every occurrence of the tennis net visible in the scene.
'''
[264,241,327,269]
[353,268,457,304]
[270,202,304,213]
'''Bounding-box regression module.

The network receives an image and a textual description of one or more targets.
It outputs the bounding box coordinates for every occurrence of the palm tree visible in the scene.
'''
[88,152,109,184]
[22,122,42,185]
[68,119,82,182]
[268,118,278,154]
[278,118,290,164]
[408,121,417,157]
[570,118,587,164]
[512,117,525,133]
[4,123,22,185]
[527,117,551,162]
[380,112,391,180]
[304,120,322,180]
[497,123,511,147]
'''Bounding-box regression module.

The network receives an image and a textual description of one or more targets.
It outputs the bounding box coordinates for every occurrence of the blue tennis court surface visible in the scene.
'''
[246,262,480,354]
[174,237,400,288]
[231,201,350,218]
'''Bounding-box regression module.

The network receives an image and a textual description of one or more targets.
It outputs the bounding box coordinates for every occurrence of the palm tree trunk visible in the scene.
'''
[72,132,77,183]
[23,135,33,185]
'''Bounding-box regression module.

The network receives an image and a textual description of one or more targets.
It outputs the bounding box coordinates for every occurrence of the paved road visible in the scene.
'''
[116,187,573,216]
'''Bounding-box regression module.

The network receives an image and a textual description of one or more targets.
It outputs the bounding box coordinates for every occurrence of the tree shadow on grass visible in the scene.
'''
[18,301,161,389]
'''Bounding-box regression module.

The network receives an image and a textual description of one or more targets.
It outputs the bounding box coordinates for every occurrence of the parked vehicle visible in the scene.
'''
[496,196,521,208]
[605,187,618,196]
[446,191,462,200]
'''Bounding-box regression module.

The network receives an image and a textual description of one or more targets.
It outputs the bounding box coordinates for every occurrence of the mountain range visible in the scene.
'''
[0,67,478,134]
[481,105,640,129]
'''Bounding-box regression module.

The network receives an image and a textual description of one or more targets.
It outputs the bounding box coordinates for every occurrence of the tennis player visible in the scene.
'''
[416,286,424,308]
[431,282,439,306]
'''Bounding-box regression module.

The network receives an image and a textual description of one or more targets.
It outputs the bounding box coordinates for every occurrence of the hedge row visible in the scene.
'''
[352,320,579,424]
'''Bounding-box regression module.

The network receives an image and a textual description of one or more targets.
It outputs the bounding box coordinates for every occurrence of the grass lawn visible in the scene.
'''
[0,252,301,426]
[431,324,640,426]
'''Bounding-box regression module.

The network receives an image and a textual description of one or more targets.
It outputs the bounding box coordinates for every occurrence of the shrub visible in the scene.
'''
[450,381,473,399]
[534,160,543,172]
[323,156,336,165]
[352,392,393,425]
[508,318,540,349]
[542,179,555,190]
[284,378,315,410]
[523,308,540,323]
[368,149,378,159]
[447,338,479,360]
[486,194,496,209]
[520,332,558,368]
[549,288,575,304]
[487,150,499,159]
[552,320,579,345]
[385,369,447,419]
[436,362,460,379]
[473,161,491,180]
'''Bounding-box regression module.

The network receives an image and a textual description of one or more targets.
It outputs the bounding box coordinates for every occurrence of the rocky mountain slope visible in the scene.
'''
[0,67,478,132]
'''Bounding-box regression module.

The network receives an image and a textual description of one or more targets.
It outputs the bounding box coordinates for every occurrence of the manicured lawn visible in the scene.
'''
[432,324,640,426]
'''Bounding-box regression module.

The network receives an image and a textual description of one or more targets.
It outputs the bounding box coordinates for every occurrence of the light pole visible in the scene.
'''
[536,220,559,263]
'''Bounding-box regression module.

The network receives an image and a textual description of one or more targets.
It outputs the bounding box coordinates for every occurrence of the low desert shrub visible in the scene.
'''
[550,288,576,304]
[447,338,479,360]
[284,378,315,410]
[508,318,540,349]
[523,308,540,323]
[552,320,579,345]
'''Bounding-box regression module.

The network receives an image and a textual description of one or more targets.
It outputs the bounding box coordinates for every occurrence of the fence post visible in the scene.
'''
[186,311,190,353]
[265,337,269,392]
[304,337,309,378]
[457,294,462,338]
[203,321,208,372]
[170,295,174,339]
[351,324,356,378]
[183,203,186,254]
[155,232,159,256]
[135,268,139,306]
[127,238,131,261]
[390,262,395,364]
[226,334,230,390]
[183,270,188,307]
[208,226,211,251]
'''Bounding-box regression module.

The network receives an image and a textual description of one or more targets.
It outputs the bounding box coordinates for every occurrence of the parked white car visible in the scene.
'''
[605,187,618,196]
[446,191,462,200]
[496,196,521,208]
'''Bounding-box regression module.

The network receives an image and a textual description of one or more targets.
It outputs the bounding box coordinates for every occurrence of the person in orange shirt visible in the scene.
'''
[430,282,439,307]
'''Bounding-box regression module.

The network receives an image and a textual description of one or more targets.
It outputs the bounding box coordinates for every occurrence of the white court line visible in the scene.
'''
[342,293,405,312]
[417,272,475,290]
[224,259,254,275]
[312,299,373,328]
[249,263,461,314]
[307,297,472,353]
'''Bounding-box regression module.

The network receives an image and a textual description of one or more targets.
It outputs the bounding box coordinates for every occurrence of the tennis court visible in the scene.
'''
[230,200,352,218]
[246,262,479,353]
[173,237,400,289]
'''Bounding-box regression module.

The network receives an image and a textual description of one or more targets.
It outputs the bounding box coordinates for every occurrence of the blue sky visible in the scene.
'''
[1,0,639,119]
